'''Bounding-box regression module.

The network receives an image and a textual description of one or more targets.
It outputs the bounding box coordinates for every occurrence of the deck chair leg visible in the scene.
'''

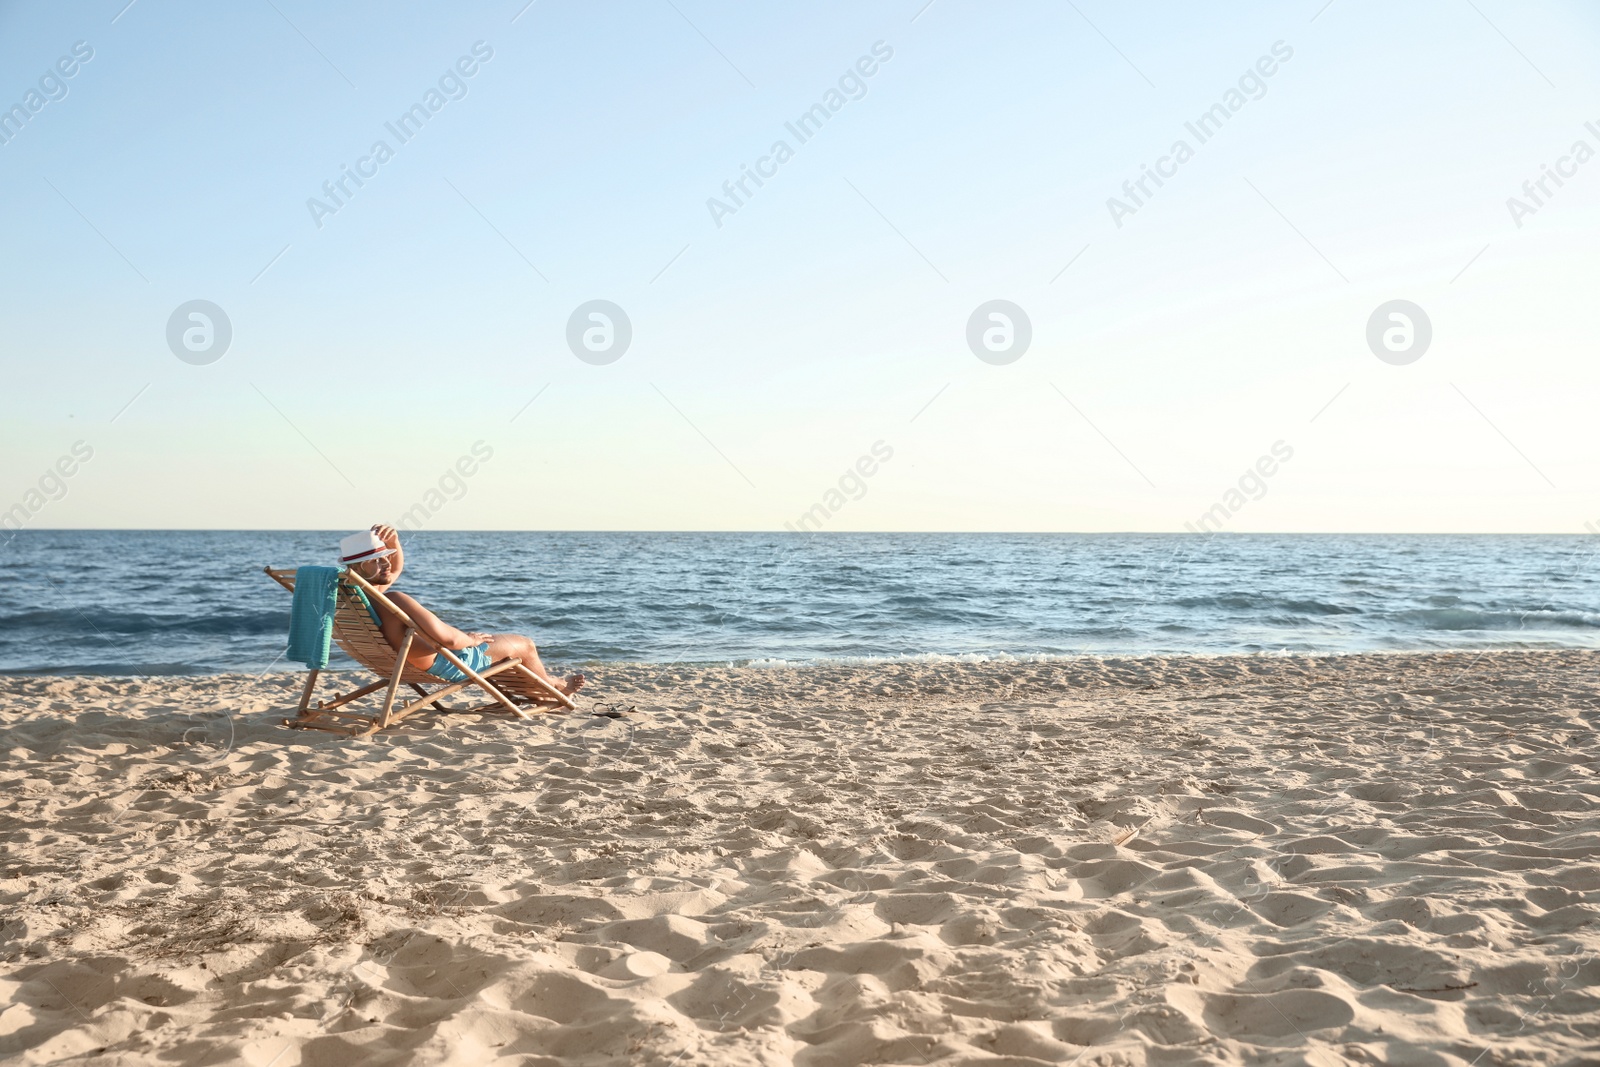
[376,629,415,731]
[409,681,457,711]
[297,669,321,714]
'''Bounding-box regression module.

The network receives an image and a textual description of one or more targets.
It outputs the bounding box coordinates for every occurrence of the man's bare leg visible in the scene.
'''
[484,634,585,697]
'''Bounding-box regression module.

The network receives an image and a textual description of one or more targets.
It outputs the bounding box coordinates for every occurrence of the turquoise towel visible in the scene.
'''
[286,566,343,669]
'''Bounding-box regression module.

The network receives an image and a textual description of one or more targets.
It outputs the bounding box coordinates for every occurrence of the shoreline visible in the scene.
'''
[5,644,1599,681]
[3,650,1597,1064]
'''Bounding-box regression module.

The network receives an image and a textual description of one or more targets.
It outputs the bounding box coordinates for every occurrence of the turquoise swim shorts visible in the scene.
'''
[426,641,493,682]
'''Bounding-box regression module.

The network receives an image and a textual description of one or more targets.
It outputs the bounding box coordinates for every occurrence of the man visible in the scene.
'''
[341,523,405,590]
[338,526,584,699]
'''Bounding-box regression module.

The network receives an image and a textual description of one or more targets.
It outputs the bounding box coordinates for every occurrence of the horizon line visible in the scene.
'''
[6,528,1597,537]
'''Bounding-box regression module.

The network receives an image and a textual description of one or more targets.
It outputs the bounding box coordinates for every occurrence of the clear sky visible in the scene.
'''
[3,0,1598,532]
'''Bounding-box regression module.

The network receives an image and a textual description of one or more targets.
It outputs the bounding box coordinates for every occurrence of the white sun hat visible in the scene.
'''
[338,530,395,565]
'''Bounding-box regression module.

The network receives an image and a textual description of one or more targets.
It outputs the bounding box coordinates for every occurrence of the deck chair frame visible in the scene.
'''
[264,565,576,737]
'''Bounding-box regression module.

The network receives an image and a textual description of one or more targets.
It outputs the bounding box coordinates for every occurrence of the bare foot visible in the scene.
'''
[556,673,586,697]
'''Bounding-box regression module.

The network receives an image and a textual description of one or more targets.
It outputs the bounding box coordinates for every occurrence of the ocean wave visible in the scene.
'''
[1394,608,1600,631]
[658,647,1430,668]
[0,609,287,636]
[1173,595,1361,615]
[735,651,1095,668]
[0,661,210,677]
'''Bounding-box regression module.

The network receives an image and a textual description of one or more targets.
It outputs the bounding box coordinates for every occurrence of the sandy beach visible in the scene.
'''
[2,651,1597,1065]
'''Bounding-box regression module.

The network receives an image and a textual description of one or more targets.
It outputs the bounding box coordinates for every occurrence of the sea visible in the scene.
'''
[2,531,1598,675]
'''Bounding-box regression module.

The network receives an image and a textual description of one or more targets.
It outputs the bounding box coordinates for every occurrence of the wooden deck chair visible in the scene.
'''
[264,566,576,737]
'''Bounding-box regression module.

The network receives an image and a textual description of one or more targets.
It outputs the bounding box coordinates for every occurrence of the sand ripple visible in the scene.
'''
[2,651,1598,1064]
